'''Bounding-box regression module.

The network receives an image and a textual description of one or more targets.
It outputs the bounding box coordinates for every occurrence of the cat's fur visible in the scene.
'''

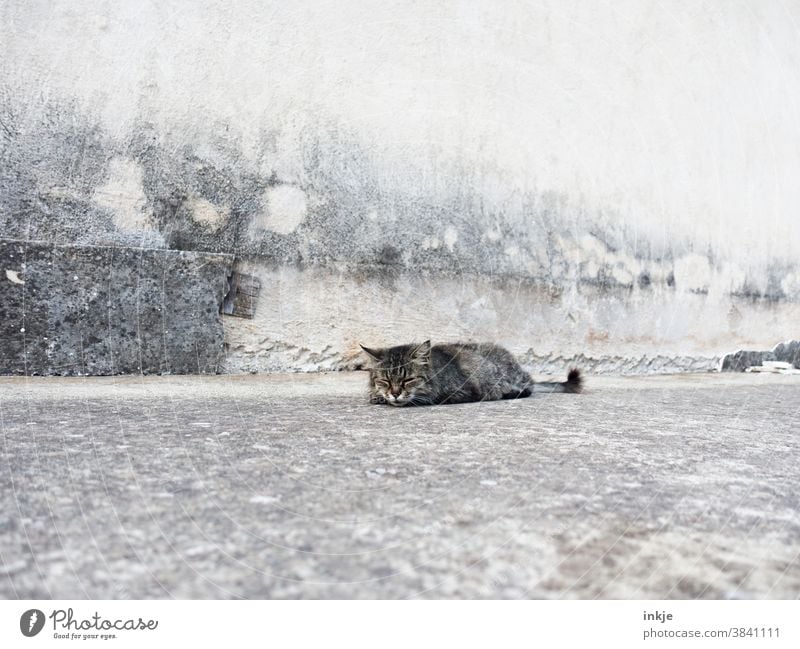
[360,340,582,406]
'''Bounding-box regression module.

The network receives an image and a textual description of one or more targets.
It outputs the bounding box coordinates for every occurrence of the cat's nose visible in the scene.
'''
[390,386,402,397]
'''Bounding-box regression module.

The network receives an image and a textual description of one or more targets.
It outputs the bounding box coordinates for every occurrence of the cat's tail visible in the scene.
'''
[531,368,583,394]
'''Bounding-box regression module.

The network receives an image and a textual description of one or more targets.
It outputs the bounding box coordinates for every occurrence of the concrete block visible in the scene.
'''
[0,239,233,375]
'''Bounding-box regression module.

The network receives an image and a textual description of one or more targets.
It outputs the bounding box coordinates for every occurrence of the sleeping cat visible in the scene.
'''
[360,340,582,406]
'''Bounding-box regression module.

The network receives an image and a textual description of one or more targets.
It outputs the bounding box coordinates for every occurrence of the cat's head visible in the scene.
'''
[360,341,432,406]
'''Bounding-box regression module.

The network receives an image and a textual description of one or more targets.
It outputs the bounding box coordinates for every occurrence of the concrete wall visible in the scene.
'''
[2,1,799,374]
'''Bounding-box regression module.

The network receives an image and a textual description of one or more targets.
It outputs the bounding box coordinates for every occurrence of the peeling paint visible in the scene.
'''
[252,185,308,235]
[422,236,440,250]
[93,158,151,232]
[674,254,713,295]
[443,226,458,251]
[781,271,800,300]
[188,196,229,230]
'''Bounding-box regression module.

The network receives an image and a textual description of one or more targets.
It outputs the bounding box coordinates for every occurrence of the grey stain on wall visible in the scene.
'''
[2,92,799,375]
[3,93,796,304]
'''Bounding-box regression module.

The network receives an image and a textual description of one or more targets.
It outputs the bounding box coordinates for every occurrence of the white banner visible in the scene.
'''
[1,600,797,648]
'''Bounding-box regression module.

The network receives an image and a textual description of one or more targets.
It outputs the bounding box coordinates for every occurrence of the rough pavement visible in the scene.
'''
[0,372,798,599]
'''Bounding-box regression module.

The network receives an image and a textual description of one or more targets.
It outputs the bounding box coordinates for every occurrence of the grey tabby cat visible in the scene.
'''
[360,340,582,406]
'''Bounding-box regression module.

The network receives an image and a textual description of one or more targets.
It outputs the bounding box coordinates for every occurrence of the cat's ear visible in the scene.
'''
[360,344,384,361]
[411,340,431,363]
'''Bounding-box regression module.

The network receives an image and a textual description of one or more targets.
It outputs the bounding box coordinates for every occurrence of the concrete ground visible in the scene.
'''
[0,371,798,599]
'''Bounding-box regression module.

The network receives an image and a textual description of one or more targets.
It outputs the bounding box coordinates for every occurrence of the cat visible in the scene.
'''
[360,340,582,406]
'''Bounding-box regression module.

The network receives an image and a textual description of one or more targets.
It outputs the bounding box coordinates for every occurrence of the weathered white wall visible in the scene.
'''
[2,1,799,372]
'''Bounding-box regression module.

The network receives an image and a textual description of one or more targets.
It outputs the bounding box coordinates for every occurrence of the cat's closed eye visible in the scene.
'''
[403,378,423,387]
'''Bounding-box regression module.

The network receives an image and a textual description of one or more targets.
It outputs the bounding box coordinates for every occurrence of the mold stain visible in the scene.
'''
[0,92,797,308]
